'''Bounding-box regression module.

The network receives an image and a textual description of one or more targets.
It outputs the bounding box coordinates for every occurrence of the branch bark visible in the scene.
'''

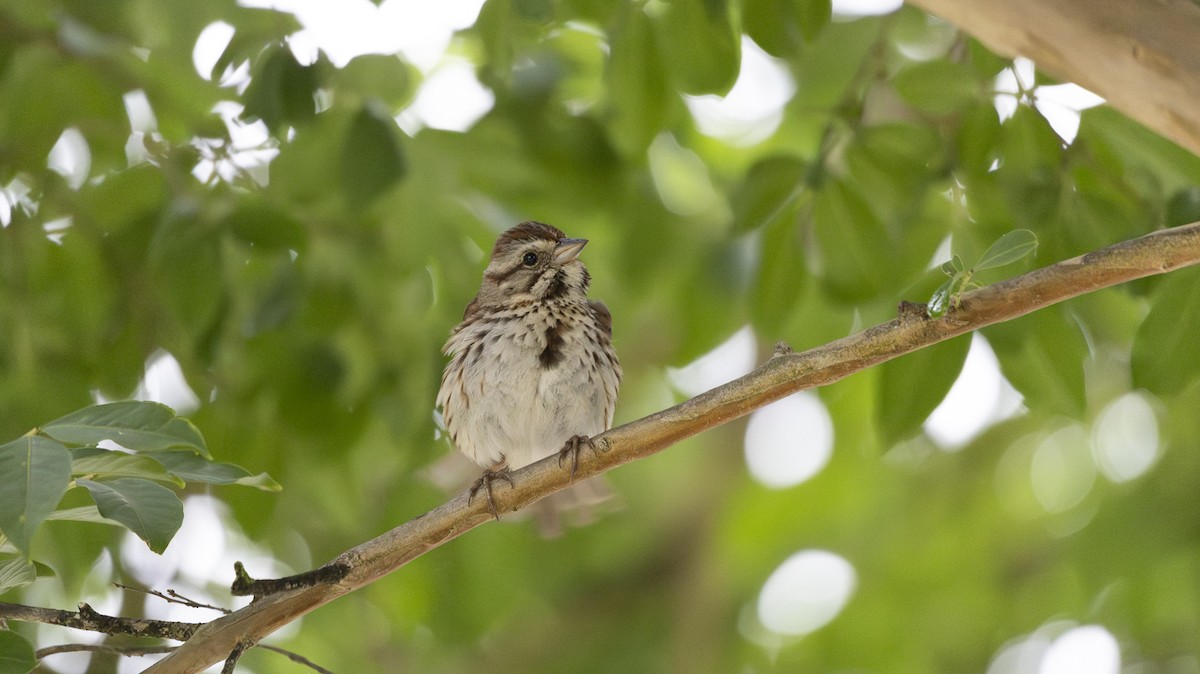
[137,220,1200,673]
[905,0,1200,155]
[0,602,198,641]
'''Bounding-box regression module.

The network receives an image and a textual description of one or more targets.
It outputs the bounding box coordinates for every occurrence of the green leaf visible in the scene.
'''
[893,60,979,116]
[148,208,225,340]
[468,0,552,89]
[225,198,307,251]
[1001,105,1063,171]
[1166,187,1200,228]
[233,473,284,491]
[1131,266,1200,395]
[750,193,809,333]
[0,555,36,594]
[0,436,72,555]
[743,0,830,56]
[0,630,37,674]
[651,0,740,95]
[843,123,943,222]
[928,278,954,317]
[340,101,407,207]
[985,309,1088,417]
[812,179,892,301]
[71,449,185,486]
[78,163,169,234]
[606,4,672,157]
[211,8,305,80]
[335,54,417,110]
[967,38,1010,79]
[45,505,119,525]
[264,109,345,204]
[975,229,1038,270]
[877,334,971,445]
[792,18,882,111]
[151,451,282,491]
[31,560,55,578]
[1078,106,1200,194]
[0,46,127,175]
[76,479,183,554]
[995,106,1063,229]
[955,103,1002,176]
[41,402,208,456]
[242,43,318,135]
[795,0,833,40]
[731,155,807,234]
[44,401,172,440]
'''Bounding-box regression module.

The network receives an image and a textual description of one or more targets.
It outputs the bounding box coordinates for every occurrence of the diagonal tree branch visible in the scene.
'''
[137,220,1200,673]
[905,0,1200,155]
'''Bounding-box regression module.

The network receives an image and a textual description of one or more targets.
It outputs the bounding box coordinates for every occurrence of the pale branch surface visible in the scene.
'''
[905,0,1200,155]
[141,221,1200,673]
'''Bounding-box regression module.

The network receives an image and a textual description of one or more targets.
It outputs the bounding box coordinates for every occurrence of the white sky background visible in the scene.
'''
[105,0,1122,671]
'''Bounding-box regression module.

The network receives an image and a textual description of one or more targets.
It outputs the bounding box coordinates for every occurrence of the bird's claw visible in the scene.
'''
[468,467,514,521]
[557,434,602,482]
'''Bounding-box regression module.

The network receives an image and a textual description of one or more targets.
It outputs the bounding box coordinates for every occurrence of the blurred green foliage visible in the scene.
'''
[0,401,278,590]
[2,0,1199,671]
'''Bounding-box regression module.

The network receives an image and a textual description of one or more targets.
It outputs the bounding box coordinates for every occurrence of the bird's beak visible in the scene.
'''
[554,237,588,264]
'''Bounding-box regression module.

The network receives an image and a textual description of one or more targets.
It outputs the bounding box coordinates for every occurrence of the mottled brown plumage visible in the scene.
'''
[437,222,621,522]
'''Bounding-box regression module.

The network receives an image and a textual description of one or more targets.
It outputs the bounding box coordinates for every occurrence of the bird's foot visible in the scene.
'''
[557,434,603,482]
[468,466,514,521]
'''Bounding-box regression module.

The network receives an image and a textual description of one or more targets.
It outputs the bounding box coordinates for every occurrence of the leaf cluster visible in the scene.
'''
[0,402,275,596]
[929,229,1038,315]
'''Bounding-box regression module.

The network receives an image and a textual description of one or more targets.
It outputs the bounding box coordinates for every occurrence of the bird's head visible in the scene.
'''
[475,221,592,306]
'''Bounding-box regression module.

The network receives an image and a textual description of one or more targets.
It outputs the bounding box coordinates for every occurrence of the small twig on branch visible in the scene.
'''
[145,222,1200,673]
[2,593,331,672]
[259,644,337,674]
[36,643,177,659]
[231,560,351,598]
[115,583,230,614]
[223,641,249,674]
[167,590,229,613]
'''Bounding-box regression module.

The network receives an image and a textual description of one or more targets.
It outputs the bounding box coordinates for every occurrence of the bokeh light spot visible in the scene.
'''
[832,0,903,18]
[745,392,833,489]
[686,37,795,145]
[757,550,856,635]
[925,334,1023,449]
[1031,425,1095,513]
[48,128,91,190]
[402,58,494,132]
[1092,391,1160,483]
[1039,625,1120,674]
[667,325,757,397]
[987,634,1051,674]
[193,22,235,80]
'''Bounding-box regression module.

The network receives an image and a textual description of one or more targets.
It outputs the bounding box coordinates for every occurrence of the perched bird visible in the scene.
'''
[437,221,622,522]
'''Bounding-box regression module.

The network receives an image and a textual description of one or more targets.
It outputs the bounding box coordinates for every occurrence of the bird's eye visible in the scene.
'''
[521,252,539,267]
